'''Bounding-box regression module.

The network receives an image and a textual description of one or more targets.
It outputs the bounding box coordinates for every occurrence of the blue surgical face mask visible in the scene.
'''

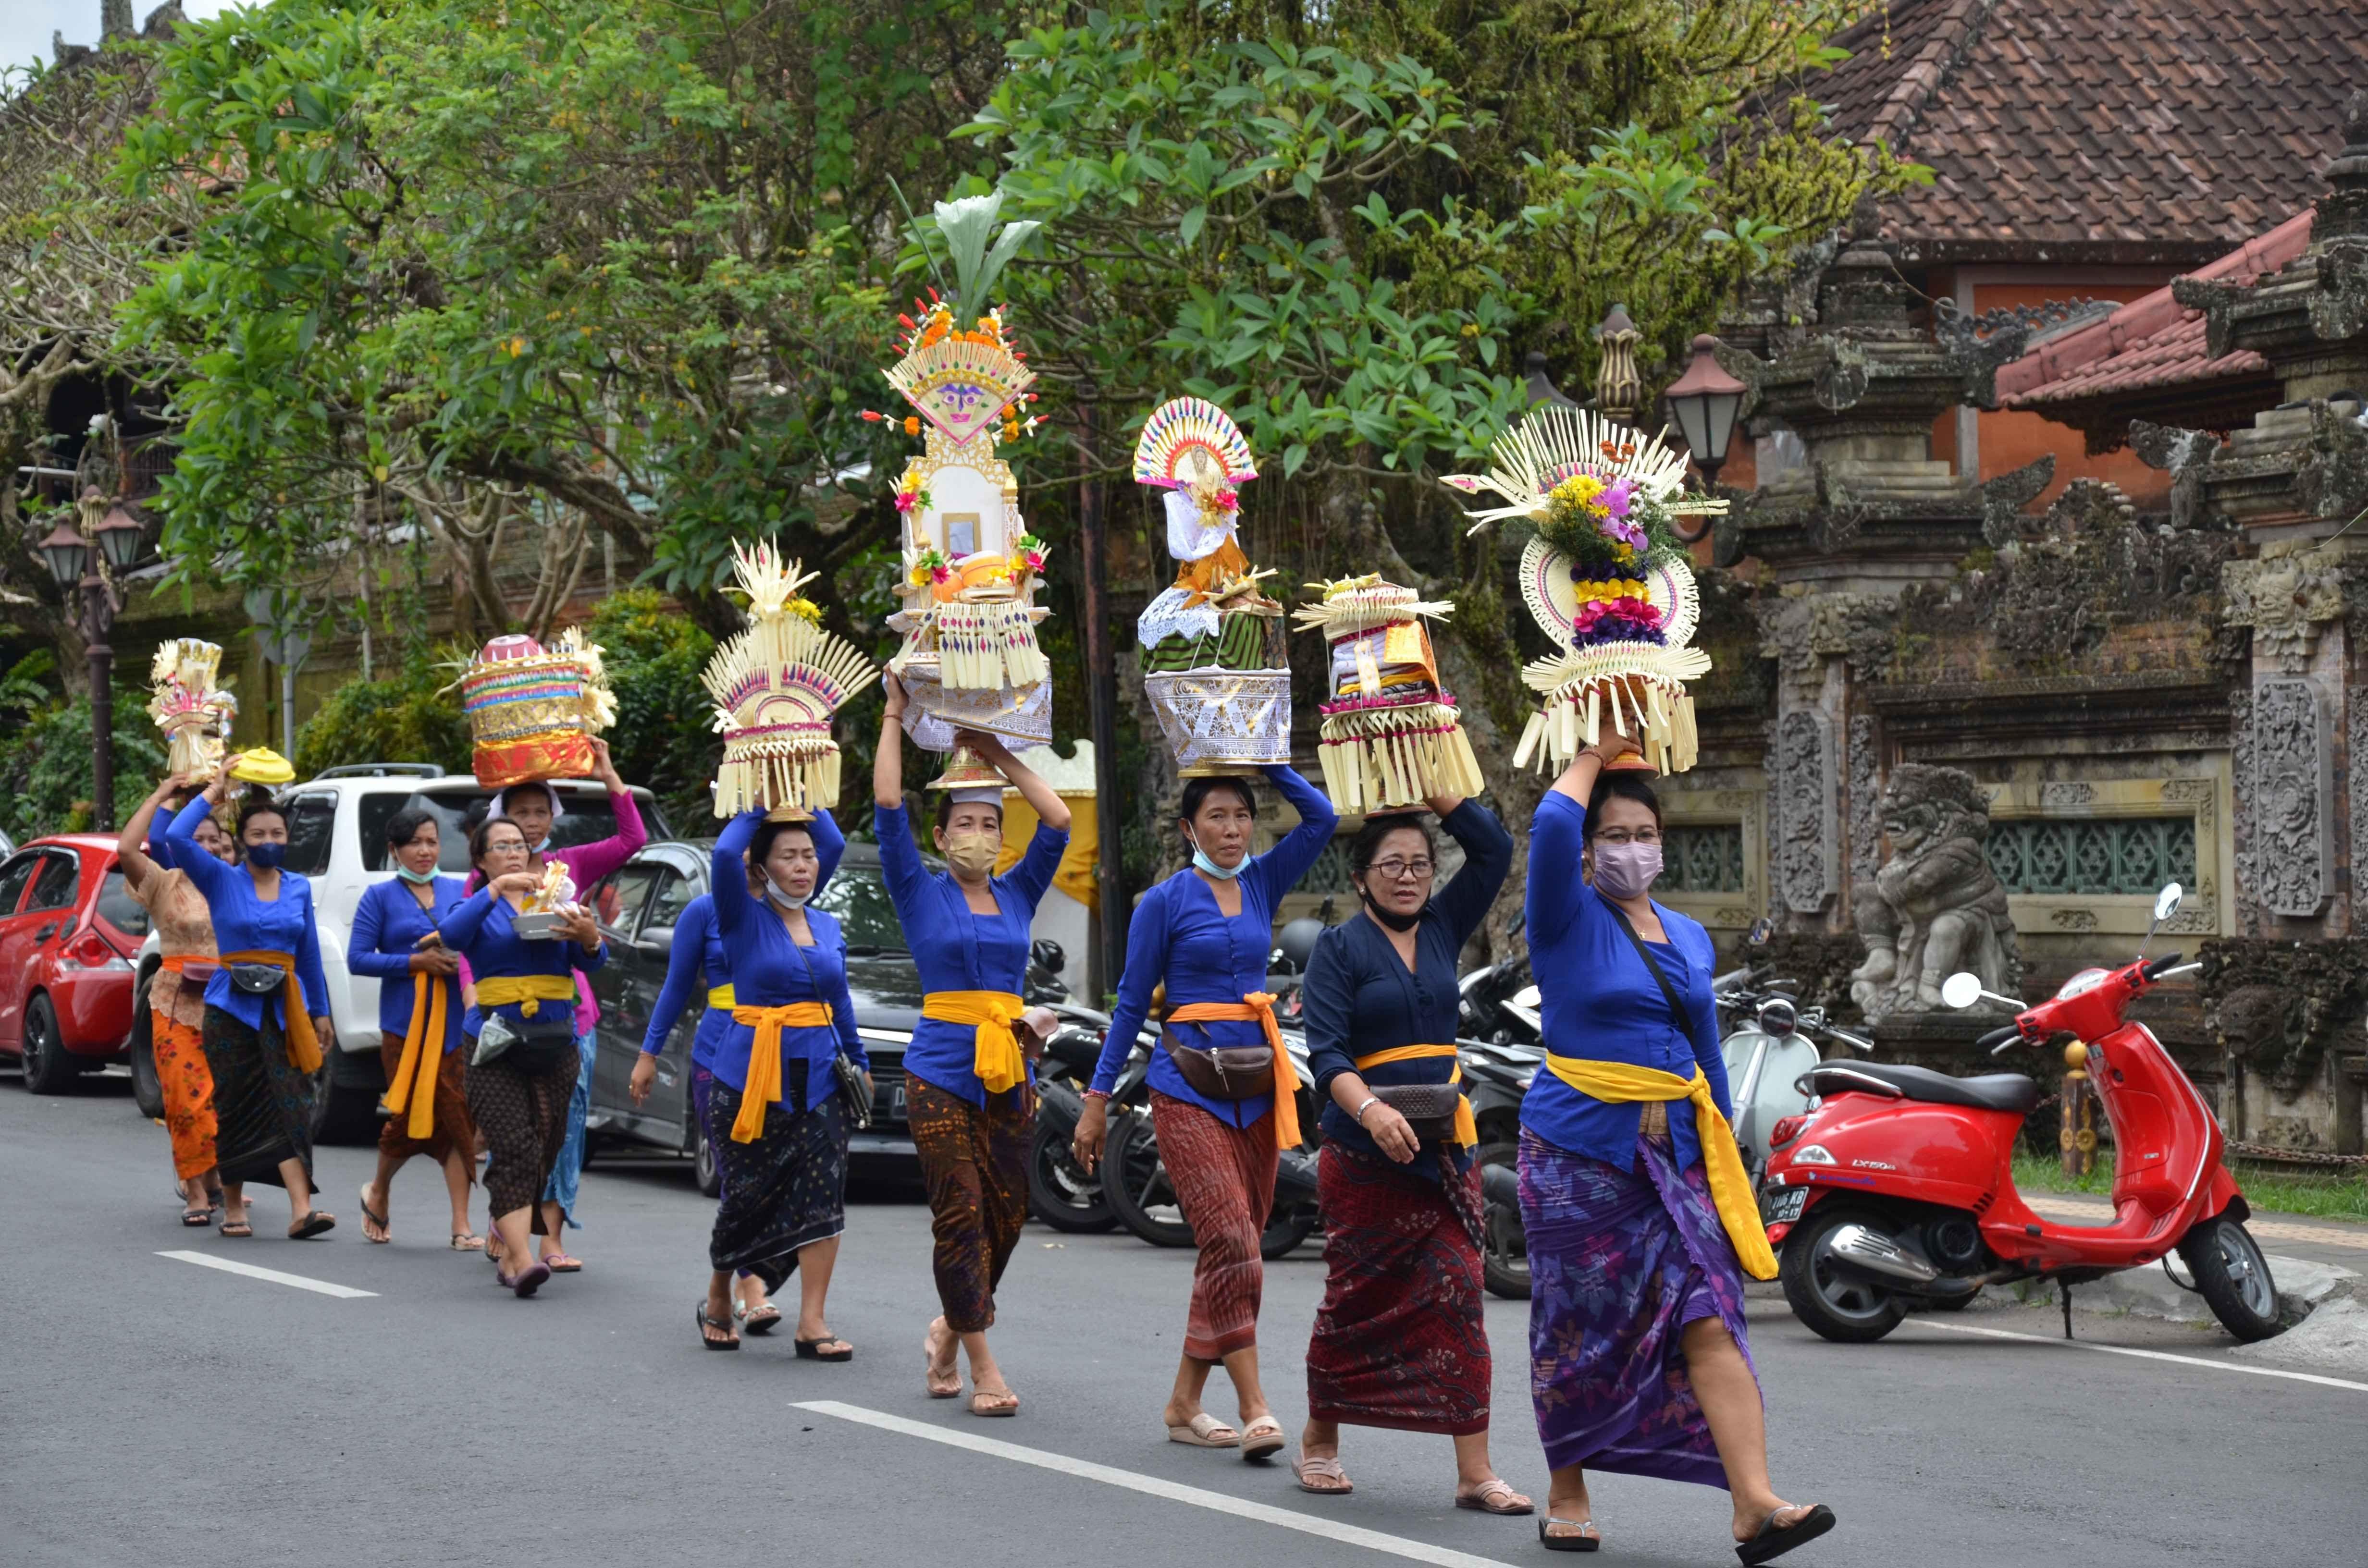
[396,864,438,885]
[1186,831,1244,881]
[246,841,287,870]
[532,836,553,855]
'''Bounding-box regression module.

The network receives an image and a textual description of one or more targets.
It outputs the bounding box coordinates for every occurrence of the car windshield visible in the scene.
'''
[96,870,148,938]
[813,864,907,952]
[358,790,667,873]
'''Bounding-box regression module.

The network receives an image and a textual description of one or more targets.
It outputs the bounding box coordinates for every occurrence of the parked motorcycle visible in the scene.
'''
[1717,976,1872,1183]
[1028,1016,1132,1233]
[1462,1038,1542,1299]
[1104,1032,1324,1260]
[1766,882,2281,1344]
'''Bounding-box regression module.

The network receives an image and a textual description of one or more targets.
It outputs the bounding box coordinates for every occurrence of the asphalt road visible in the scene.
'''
[4,1072,2363,1568]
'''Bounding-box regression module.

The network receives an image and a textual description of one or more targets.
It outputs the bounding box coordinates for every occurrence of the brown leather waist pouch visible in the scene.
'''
[1371,1081,1461,1141]
[1161,1029,1275,1100]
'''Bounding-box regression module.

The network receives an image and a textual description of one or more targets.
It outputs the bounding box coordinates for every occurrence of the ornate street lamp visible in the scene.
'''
[37,490,136,831]
[1663,332,1748,487]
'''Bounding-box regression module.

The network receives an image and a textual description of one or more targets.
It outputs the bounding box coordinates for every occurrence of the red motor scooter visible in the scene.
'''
[1761,882,2282,1345]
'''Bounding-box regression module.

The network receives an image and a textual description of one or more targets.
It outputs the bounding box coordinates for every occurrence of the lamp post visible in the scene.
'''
[1661,333,1748,544]
[38,491,145,832]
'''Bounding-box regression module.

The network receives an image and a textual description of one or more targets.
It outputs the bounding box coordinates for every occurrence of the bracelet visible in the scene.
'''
[1351,1095,1380,1126]
[1082,1089,1110,1103]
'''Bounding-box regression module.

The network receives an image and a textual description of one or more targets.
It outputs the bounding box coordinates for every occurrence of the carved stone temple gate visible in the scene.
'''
[1654,100,2368,1160]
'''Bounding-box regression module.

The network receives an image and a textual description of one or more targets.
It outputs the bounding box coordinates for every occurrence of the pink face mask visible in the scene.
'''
[1592,841,1663,900]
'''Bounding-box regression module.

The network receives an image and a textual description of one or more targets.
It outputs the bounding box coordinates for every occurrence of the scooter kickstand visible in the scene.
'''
[2060,1283,2074,1340]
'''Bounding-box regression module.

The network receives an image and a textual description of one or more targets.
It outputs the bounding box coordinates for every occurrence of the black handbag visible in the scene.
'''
[1369,1080,1461,1141]
[228,964,287,995]
[471,1008,578,1076]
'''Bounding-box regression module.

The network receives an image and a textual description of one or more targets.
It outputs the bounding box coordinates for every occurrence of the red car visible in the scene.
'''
[0,834,143,1092]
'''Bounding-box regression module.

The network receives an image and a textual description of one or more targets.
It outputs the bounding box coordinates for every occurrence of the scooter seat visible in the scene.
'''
[1809,1060,2039,1114]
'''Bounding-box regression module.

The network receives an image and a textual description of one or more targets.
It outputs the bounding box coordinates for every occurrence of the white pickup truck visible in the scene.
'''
[129,765,667,1141]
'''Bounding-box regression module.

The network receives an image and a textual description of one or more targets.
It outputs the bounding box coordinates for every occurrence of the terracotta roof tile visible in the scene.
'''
[1808,0,2367,263]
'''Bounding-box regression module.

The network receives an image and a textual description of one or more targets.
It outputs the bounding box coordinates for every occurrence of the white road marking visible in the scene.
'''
[795,1400,1518,1568]
[1908,1319,2368,1393]
[157,1250,378,1299]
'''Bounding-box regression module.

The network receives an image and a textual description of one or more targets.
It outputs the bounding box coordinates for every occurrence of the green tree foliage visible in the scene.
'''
[576,588,717,831]
[291,649,475,781]
[0,673,168,838]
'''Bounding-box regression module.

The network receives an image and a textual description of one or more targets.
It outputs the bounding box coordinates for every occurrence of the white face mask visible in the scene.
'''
[765,877,809,911]
[1185,830,1244,881]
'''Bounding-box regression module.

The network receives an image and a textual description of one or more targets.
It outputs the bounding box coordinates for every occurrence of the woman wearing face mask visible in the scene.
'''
[442,816,608,1297]
[347,809,477,1250]
[118,773,234,1230]
[630,811,847,1335]
[1519,719,1830,1562]
[1072,765,1335,1457]
[875,674,1070,1417]
[166,760,337,1239]
[684,808,869,1351]
[1293,795,1525,1514]
[466,738,645,1272]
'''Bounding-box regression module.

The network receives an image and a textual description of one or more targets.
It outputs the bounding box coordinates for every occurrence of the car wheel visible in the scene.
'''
[22,994,83,1095]
[692,1108,721,1197]
[129,973,165,1121]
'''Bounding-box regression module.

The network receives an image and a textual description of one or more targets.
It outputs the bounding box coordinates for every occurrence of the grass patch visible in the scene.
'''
[2012,1152,2368,1223]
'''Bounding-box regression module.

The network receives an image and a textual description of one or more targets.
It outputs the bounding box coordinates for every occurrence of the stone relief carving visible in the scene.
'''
[1848,764,2023,1022]
[1847,714,1880,882]
[1755,590,1894,697]
[1773,710,1838,915]
[2222,540,2355,674]
[2353,703,2368,924]
[2038,781,2096,810]
[2248,677,2332,918]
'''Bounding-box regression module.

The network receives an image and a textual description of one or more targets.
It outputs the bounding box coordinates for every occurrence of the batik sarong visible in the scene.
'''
[702,1063,849,1292]
[1151,1090,1277,1360]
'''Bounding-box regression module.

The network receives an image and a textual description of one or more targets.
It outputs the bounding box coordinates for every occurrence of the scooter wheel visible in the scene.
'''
[1781,1205,1908,1343]
[2178,1215,2282,1342]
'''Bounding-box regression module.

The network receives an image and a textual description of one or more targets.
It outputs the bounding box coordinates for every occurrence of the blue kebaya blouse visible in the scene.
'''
[707,809,866,1099]
[439,888,608,1040]
[347,876,469,1053]
[1092,764,1338,1127]
[875,799,1067,1106]
[164,797,331,1035]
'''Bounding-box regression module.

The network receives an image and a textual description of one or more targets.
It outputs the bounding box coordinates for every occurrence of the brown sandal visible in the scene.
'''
[1455,1477,1534,1515]
[968,1387,1020,1417]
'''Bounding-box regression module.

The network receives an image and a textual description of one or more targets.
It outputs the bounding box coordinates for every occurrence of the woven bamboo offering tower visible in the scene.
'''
[702,542,876,819]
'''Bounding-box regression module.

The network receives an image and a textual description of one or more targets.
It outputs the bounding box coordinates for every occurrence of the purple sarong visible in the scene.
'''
[1519,1127,1756,1488]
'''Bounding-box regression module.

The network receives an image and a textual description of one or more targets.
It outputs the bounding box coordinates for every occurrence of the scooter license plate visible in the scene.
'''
[1759,1186,1808,1225]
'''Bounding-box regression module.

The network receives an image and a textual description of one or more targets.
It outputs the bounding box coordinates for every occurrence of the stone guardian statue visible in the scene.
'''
[1849,764,2021,1021]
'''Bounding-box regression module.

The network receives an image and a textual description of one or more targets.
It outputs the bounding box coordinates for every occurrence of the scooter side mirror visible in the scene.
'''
[1746,916,1774,949]
[1939,972,1984,1011]
[2153,882,2183,923]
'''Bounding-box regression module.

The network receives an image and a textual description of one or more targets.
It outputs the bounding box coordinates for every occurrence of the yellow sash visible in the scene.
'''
[1351,1043,1478,1146]
[921,990,1029,1095]
[1169,993,1302,1148]
[1542,1056,1777,1280]
[472,974,580,1017]
[706,983,737,1010]
[728,1002,837,1142]
[220,950,322,1073]
[382,970,452,1139]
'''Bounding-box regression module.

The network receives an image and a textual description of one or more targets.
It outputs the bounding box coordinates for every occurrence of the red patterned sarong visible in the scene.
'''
[1150,1090,1277,1360]
[1305,1142,1491,1435]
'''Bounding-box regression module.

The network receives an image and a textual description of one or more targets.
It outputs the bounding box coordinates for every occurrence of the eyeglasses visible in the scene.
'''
[1368,858,1435,882]
[1592,830,1661,846]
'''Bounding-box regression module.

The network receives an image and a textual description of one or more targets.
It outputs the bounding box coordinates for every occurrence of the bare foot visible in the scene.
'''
[923,1317,961,1398]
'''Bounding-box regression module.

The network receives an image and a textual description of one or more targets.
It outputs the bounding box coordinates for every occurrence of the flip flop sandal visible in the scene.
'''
[741,1304,783,1336]
[1539,1517,1602,1553]
[1166,1412,1240,1448]
[498,1260,550,1298]
[1455,1478,1534,1516]
[695,1300,741,1350]
[181,1206,214,1227]
[795,1335,853,1361]
[449,1231,484,1251]
[967,1389,1020,1418]
[1295,1455,1352,1495]
[289,1211,336,1240]
[543,1253,583,1273]
[359,1184,390,1243]
[923,1333,962,1399]
[218,1218,253,1238]
[1737,1504,1834,1566]
[1238,1416,1285,1461]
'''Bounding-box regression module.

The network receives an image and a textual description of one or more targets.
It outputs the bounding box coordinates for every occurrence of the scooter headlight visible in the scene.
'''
[1790,1143,1837,1167]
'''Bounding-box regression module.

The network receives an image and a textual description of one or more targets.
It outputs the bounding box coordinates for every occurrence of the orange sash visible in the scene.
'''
[1165,992,1302,1149]
[382,970,452,1139]
[220,950,321,1073]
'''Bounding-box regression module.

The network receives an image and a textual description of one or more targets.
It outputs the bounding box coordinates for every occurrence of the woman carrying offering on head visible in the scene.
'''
[165,760,337,1239]
[1294,794,1525,1513]
[681,807,867,1352]
[875,674,1070,1418]
[118,773,233,1231]
[441,817,607,1298]
[348,808,477,1250]
[1072,765,1336,1459]
[467,737,645,1273]
[1520,714,1832,1563]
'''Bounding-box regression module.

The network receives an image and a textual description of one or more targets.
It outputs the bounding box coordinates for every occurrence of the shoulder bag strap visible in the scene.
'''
[1608,904,1689,1031]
